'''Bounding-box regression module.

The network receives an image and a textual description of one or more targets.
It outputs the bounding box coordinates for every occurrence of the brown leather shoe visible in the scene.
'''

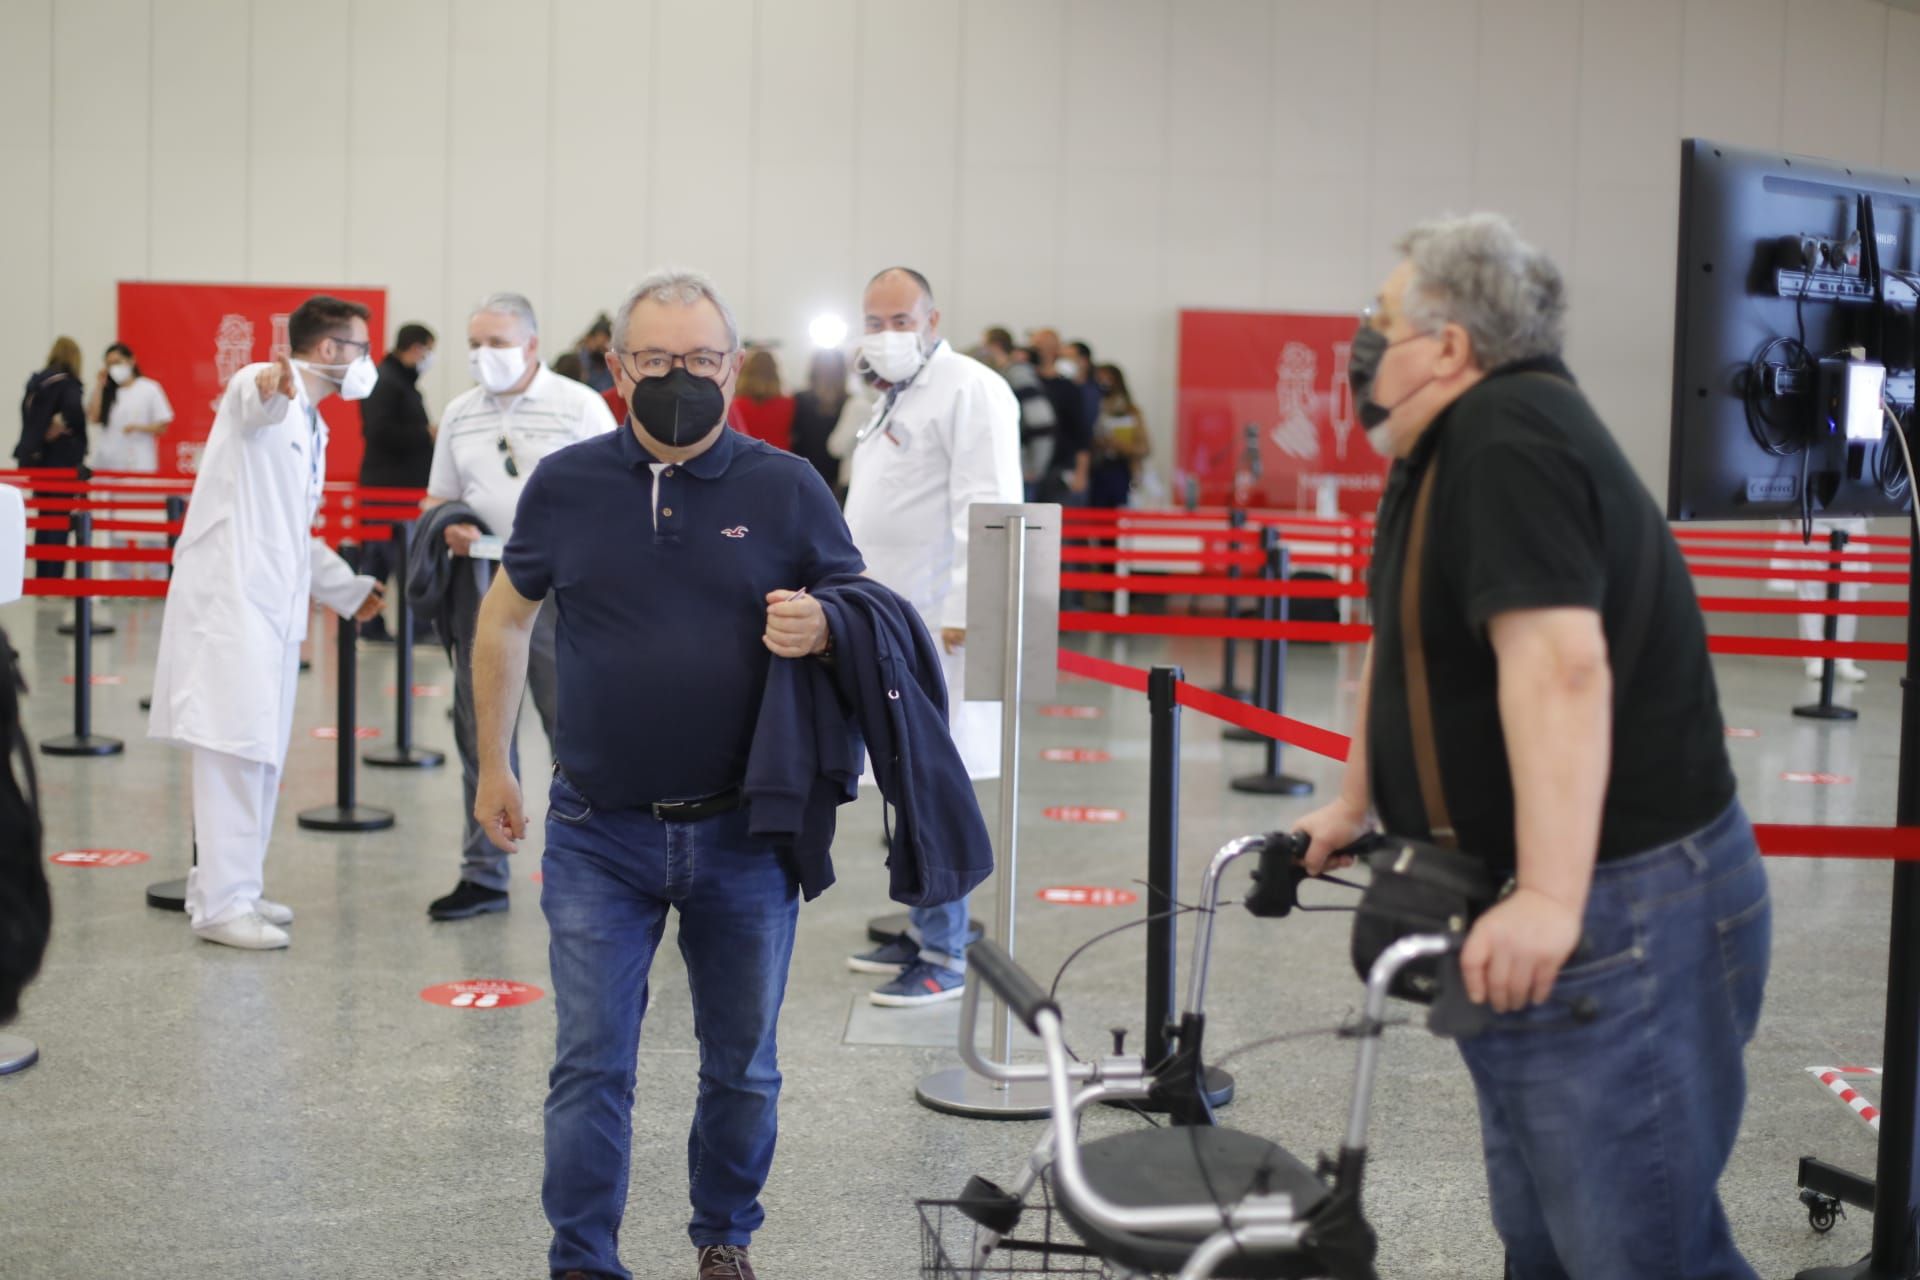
[697,1245,757,1279]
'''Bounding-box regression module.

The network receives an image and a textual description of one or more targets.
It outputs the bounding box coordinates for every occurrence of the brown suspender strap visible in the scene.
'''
[1400,459,1456,847]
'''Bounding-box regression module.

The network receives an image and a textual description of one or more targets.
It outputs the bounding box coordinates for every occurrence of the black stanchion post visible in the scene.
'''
[1232,543,1313,795]
[145,495,191,910]
[1794,527,1859,722]
[1795,524,1920,1280]
[363,520,445,770]
[42,512,123,757]
[298,545,395,833]
[1224,524,1276,743]
[57,495,114,638]
[1215,508,1248,697]
[1128,664,1233,1117]
[140,495,185,716]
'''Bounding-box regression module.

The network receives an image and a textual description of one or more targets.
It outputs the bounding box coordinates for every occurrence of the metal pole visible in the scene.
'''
[1798,523,1920,1280]
[141,495,186,715]
[1224,525,1277,743]
[298,547,395,833]
[1795,528,1859,722]
[1216,509,1247,697]
[1232,542,1312,795]
[145,495,191,911]
[42,513,122,757]
[364,520,445,770]
[989,514,1028,1069]
[1145,665,1182,1067]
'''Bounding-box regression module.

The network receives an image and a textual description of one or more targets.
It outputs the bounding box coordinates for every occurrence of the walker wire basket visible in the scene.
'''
[917,1176,1162,1278]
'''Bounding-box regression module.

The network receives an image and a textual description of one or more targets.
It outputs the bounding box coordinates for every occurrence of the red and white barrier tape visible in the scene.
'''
[1808,1066,1882,1131]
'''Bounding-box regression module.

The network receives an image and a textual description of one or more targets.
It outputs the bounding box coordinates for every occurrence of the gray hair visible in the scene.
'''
[469,291,538,339]
[613,268,740,352]
[1395,213,1565,371]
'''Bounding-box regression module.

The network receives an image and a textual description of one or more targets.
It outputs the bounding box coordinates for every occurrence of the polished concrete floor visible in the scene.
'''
[0,596,1907,1278]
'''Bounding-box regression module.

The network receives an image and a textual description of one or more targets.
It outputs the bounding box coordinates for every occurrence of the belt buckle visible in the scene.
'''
[652,799,689,821]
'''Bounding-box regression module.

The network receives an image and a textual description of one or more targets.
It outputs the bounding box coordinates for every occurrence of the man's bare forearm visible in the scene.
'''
[1494,611,1611,916]
[1337,643,1374,818]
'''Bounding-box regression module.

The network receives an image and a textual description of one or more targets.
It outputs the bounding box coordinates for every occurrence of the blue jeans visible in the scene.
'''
[540,774,799,1279]
[909,899,968,973]
[1457,800,1770,1280]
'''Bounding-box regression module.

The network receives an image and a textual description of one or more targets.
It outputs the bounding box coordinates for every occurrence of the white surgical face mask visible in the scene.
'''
[107,363,132,387]
[470,344,528,394]
[295,353,377,401]
[417,350,436,375]
[1055,357,1082,381]
[859,329,926,384]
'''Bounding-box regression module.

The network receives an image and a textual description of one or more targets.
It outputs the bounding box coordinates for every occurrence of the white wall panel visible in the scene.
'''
[246,0,349,286]
[1165,0,1271,179]
[445,0,551,355]
[1270,0,1374,182]
[1782,0,1886,163]
[545,0,652,366]
[1063,0,1167,174]
[1371,0,1477,183]
[50,0,150,345]
[1575,0,1682,190]
[150,0,250,284]
[1680,0,1786,152]
[1884,9,1920,173]
[0,0,54,377]
[1475,0,1578,264]
[646,0,753,295]
[346,0,449,369]
[1163,175,1266,310]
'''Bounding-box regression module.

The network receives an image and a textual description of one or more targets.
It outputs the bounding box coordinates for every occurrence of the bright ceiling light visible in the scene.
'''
[809,313,849,349]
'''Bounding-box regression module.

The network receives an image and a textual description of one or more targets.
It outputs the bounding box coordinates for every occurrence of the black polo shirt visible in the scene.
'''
[1366,357,1736,869]
[503,423,864,809]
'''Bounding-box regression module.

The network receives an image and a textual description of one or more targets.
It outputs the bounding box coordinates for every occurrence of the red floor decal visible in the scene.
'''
[383,683,447,697]
[60,674,124,686]
[1039,705,1103,719]
[312,726,382,740]
[1725,727,1760,739]
[50,849,150,868]
[1043,805,1126,823]
[419,979,545,1010]
[1040,748,1112,763]
[1781,771,1851,785]
[1037,885,1139,907]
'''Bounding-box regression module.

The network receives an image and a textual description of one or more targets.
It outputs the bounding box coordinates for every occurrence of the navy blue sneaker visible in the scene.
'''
[847,933,919,975]
[870,961,966,1008]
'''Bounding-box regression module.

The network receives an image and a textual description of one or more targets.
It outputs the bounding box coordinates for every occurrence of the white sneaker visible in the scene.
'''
[254,898,293,926]
[193,911,290,950]
[1805,659,1824,681]
[1839,661,1869,683]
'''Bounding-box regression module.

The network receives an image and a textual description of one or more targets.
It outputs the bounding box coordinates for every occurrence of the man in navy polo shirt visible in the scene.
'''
[469,269,862,1280]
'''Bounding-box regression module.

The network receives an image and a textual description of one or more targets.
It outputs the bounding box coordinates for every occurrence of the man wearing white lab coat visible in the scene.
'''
[150,295,384,950]
[841,267,1023,1007]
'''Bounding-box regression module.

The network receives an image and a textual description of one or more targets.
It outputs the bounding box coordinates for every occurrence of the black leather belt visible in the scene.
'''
[649,786,743,823]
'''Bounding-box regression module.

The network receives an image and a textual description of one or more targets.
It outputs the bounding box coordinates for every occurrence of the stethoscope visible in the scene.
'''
[852,340,942,447]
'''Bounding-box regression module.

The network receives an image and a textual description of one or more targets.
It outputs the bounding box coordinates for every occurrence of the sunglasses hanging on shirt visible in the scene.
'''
[497,435,520,478]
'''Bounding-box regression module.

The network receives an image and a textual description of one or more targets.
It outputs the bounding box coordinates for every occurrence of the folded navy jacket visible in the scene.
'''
[745,574,994,907]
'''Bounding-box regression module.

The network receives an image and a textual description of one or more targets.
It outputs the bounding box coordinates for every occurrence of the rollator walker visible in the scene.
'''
[925,830,1464,1280]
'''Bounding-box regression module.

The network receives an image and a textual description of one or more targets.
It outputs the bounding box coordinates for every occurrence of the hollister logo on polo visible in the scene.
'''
[722,526,748,538]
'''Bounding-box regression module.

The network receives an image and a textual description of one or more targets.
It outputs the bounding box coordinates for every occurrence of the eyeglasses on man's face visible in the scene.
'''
[616,348,730,381]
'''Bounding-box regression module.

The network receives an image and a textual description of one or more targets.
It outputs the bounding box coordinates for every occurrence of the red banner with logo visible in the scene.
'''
[116,282,387,480]
[1175,309,1388,516]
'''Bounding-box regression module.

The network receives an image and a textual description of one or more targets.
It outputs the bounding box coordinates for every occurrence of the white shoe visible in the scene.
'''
[193,911,290,950]
[1805,660,1824,681]
[254,898,293,926]
[1839,661,1869,683]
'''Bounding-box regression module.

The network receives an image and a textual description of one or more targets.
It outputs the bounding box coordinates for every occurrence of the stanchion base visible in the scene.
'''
[296,805,396,832]
[0,1033,38,1075]
[914,1066,1053,1120]
[363,745,447,769]
[1222,725,1265,743]
[145,877,187,912]
[1230,772,1314,796]
[866,913,986,947]
[1795,1260,1902,1280]
[1794,703,1861,721]
[1106,1065,1236,1114]
[40,734,124,757]
[57,622,115,637]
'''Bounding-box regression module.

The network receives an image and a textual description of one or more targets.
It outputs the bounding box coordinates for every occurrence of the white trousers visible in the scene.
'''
[1797,578,1860,645]
[186,640,300,928]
